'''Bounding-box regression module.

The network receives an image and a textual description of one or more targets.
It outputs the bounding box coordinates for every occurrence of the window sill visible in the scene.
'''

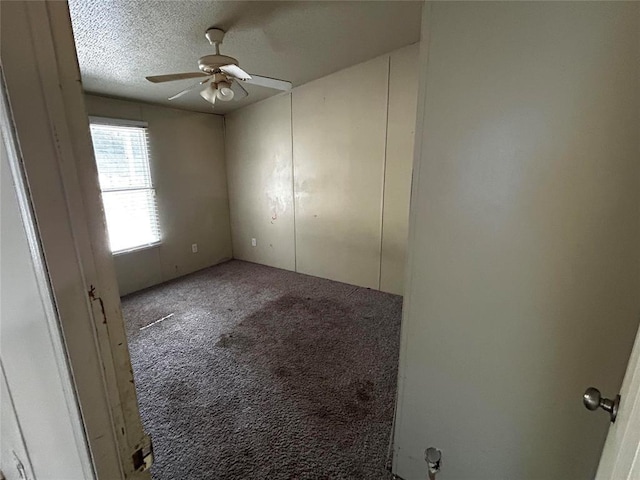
[112,242,161,257]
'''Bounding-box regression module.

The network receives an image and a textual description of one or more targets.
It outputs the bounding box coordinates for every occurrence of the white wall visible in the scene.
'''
[225,44,418,294]
[394,2,640,479]
[85,95,233,295]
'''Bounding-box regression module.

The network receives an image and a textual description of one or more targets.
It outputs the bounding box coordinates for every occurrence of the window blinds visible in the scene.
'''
[90,123,161,253]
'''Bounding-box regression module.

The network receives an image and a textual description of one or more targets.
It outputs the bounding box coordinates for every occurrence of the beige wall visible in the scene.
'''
[293,54,389,289]
[225,44,418,293]
[85,95,232,295]
[394,2,640,479]
[225,94,295,271]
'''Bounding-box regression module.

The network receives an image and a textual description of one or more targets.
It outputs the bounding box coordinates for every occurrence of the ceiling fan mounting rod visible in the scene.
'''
[205,27,225,57]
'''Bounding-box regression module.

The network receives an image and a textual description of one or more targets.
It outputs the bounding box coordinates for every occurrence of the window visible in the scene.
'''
[89,119,160,253]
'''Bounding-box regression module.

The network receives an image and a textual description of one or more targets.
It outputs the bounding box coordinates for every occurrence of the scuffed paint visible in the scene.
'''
[88,284,107,325]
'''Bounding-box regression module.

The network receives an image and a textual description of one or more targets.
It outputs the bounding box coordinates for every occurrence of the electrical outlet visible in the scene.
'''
[251,238,257,247]
[191,243,198,253]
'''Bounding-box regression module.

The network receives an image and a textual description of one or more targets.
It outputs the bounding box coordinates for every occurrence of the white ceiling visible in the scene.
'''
[68,0,422,115]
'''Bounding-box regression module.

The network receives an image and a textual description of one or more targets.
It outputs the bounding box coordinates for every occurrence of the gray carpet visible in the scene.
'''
[122,260,402,480]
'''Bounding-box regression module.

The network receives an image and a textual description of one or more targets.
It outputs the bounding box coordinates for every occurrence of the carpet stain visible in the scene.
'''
[166,379,197,405]
[122,260,402,480]
[232,295,380,426]
[355,380,375,402]
[216,332,253,349]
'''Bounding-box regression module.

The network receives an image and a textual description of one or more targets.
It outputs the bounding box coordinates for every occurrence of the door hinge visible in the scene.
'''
[132,438,154,472]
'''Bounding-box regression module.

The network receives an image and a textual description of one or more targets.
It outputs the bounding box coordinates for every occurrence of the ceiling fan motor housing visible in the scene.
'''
[197,55,239,74]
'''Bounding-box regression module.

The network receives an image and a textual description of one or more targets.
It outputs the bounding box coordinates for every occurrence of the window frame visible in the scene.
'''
[89,116,162,255]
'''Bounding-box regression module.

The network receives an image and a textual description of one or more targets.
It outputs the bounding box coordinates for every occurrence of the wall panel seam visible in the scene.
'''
[221,115,234,260]
[378,54,392,291]
[290,93,298,272]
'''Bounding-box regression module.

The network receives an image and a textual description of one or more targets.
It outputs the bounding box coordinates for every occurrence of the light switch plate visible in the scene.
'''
[251,238,257,247]
[191,243,198,253]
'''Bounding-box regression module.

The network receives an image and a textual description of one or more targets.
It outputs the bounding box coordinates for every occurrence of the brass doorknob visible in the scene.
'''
[583,387,620,423]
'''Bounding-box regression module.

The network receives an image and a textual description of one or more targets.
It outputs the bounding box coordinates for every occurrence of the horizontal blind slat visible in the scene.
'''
[90,124,153,190]
[90,124,161,252]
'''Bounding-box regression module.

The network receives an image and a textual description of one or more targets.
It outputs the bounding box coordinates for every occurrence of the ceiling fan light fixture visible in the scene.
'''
[199,83,218,104]
[216,81,235,101]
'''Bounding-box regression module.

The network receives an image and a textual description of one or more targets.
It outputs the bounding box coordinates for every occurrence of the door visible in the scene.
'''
[595,324,640,479]
[1,104,91,478]
[393,2,640,479]
[1,365,35,480]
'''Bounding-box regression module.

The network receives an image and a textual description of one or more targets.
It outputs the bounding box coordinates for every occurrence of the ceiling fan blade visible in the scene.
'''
[230,79,248,100]
[168,77,211,101]
[219,64,251,81]
[243,74,292,91]
[146,72,209,83]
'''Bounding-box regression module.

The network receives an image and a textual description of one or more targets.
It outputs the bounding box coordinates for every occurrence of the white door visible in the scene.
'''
[393,2,640,479]
[595,325,640,479]
[0,111,91,479]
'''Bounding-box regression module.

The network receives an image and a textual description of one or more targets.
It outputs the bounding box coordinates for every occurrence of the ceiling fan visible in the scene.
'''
[145,28,292,107]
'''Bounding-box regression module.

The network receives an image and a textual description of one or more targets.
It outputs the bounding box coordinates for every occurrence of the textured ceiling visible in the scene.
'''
[68,0,422,114]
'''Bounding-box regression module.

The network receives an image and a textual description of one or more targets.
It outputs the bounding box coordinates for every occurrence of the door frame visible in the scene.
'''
[1,1,151,478]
